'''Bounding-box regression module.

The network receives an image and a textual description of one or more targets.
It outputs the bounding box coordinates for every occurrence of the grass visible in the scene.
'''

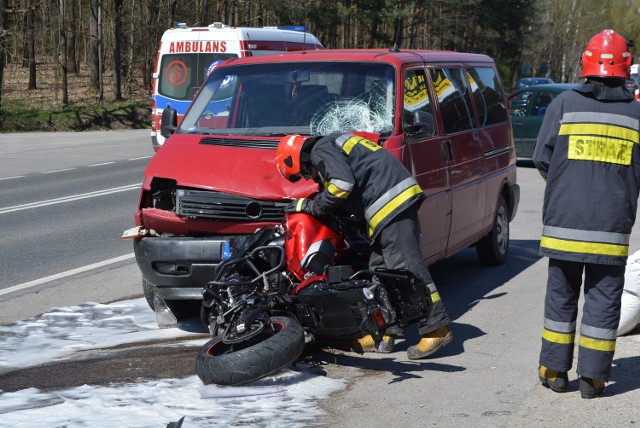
[0,98,150,132]
[0,59,151,133]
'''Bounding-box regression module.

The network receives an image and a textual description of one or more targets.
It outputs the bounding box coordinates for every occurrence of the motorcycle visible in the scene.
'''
[195,213,432,386]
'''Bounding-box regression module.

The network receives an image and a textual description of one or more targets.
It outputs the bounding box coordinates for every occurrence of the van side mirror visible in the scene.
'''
[161,107,178,138]
[406,110,435,136]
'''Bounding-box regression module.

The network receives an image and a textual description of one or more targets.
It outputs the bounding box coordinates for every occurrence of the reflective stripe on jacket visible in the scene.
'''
[308,133,425,239]
[533,86,640,265]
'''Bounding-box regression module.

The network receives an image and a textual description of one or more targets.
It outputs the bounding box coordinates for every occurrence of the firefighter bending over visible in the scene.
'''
[275,132,452,359]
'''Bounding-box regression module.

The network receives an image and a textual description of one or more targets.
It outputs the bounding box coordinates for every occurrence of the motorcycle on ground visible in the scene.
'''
[195,213,432,386]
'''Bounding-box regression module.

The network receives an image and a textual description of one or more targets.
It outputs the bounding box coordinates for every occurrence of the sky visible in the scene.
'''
[0,298,346,427]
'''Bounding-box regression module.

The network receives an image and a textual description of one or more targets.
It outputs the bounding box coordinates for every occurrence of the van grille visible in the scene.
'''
[200,137,280,150]
[175,189,286,222]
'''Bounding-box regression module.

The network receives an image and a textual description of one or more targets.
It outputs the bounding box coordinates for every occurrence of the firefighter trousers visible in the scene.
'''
[539,258,625,381]
[369,205,451,336]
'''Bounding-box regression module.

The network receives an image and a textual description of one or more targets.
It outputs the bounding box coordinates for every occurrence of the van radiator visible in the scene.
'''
[175,189,287,222]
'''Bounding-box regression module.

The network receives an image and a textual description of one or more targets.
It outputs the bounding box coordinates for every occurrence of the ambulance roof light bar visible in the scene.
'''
[208,22,228,29]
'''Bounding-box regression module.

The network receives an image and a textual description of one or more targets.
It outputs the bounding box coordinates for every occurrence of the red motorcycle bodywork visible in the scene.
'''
[283,214,349,282]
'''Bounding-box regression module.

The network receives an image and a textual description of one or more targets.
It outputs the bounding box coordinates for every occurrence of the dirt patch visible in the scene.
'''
[1,59,150,132]
[0,344,201,393]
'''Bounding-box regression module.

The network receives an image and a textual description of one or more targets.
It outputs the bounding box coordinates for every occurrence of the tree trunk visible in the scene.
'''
[67,0,78,74]
[59,0,69,105]
[0,0,6,109]
[98,0,103,102]
[89,0,100,90]
[26,0,36,89]
[113,0,123,100]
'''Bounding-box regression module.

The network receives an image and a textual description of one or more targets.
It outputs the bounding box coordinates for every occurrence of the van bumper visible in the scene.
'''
[133,236,231,301]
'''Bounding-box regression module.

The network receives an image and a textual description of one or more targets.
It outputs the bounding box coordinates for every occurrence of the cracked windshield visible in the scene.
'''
[178,62,396,137]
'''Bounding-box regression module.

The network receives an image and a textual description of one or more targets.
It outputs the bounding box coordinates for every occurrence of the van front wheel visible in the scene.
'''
[476,196,509,266]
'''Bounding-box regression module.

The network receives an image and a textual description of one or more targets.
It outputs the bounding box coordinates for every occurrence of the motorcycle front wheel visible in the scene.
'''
[195,316,305,386]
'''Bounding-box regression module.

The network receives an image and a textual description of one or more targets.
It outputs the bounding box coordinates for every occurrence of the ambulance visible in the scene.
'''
[150,22,323,150]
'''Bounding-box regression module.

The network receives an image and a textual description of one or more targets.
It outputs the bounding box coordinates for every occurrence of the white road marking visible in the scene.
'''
[0,183,141,214]
[0,176,25,180]
[42,168,75,174]
[128,156,153,161]
[89,162,116,167]
[0,253,136,297]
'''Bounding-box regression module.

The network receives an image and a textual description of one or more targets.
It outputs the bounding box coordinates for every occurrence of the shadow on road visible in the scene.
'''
[304,239,543,378]
[430,238,542,322]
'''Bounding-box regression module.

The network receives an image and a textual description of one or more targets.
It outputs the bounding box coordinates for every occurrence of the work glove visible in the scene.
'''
[284,198,313,214]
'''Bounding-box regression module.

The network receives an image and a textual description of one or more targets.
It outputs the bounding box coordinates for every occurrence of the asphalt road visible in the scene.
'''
[318,163,640,427]
[1,134,639,427]
[0,130,153,321]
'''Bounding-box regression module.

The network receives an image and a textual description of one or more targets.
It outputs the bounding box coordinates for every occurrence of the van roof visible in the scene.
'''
[221,48,495,67]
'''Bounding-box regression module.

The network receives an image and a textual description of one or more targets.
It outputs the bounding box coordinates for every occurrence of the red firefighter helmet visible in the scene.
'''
[275,134,314,182]
[581,29,633,79]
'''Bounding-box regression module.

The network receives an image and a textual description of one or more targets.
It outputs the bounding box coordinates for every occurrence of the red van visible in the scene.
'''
[126,49,520,322]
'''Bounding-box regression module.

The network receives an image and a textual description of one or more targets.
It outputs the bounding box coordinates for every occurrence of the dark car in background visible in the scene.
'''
[508,83,580,159]
[513,77,554,92]
[625,77,640,100]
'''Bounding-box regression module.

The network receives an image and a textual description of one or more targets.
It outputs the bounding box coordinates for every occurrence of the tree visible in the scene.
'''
[58,0,68,105]
[0,0,7,109]
[113,0,123,100]
[25,0,36,89]
[89,0,100,92]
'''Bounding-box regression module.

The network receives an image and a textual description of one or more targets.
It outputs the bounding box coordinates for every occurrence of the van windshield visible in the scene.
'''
[177,61,396,137]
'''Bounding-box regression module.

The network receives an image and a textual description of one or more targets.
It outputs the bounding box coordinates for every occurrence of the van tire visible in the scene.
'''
[476,196,509,266]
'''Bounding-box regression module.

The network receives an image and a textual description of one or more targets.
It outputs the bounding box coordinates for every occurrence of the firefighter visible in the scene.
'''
[533,29,640,398]
[275,133,452,359]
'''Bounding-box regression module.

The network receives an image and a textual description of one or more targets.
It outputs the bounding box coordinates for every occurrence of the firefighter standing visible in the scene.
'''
[275,133,452,359]
[533,29,640,398]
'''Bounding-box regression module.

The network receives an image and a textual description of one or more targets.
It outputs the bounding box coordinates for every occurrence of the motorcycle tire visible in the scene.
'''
[195,316,306,386]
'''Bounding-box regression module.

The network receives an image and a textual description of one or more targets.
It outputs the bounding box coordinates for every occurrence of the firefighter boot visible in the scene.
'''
[352,334,395,353]
[539,365,568,393]
[406,326,453,359]
[579,377,605,399]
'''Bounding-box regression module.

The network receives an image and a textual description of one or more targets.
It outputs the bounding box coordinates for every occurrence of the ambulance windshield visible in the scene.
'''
[158,53,238,101]
[177,61,396,137]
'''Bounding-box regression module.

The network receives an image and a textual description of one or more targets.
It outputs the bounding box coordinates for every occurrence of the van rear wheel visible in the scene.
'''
[476,195,509,266]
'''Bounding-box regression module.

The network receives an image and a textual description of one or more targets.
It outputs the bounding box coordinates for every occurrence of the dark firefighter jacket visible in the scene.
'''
[306,133,425,240]
[533,79,640,265]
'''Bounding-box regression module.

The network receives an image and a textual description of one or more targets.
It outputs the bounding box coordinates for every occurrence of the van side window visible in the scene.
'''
[466,67,508,126]
[429,67,475,133]
[403,68,435,137]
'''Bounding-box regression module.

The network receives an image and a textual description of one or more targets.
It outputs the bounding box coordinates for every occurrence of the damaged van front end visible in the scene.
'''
[125,49,518,326]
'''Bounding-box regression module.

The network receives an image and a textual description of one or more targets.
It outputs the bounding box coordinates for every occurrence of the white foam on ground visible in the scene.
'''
[0,298,346,427]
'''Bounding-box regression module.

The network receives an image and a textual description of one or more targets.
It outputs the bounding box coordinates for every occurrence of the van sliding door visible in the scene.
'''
[428,66,486,256]
[403,67,451,262]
